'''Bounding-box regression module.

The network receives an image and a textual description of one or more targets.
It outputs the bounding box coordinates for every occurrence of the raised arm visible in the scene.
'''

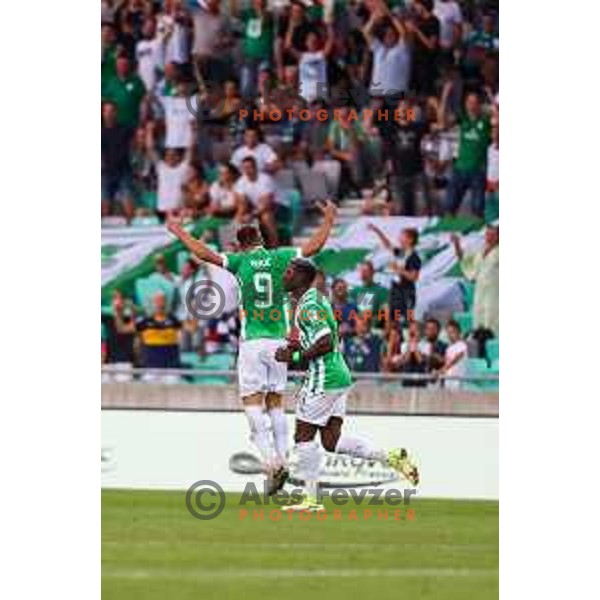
[300,199,338,257]
[367,222,395,252]
[167,221,225,267]
[323,23,335,56]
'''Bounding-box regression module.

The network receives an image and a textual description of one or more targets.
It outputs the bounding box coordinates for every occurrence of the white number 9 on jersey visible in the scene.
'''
[253,273,273,308]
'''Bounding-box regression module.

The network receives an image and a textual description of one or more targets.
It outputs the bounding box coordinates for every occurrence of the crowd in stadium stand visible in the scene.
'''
[101,0,499,384]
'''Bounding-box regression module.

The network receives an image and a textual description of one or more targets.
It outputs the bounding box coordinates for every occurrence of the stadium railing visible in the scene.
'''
[101,366,499,417]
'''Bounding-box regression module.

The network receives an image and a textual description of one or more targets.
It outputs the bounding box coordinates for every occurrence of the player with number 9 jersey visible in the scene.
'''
[220,246,300,342]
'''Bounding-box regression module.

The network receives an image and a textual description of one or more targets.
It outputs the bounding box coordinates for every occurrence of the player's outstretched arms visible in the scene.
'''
[167,220,224,267]
[300,199,338,257]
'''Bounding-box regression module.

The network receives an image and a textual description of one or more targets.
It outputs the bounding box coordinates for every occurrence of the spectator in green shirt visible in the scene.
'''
[351,261,389,329]
[233,0,275,98]
[438,80,491,217]
[102,55,146,129]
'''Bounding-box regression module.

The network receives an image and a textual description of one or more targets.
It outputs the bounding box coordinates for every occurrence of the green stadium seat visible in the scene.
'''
[139,190,157,211]
[452,311,473,335]
[131,215,160,227]
[465,358,498,391]
[486,338,499,363]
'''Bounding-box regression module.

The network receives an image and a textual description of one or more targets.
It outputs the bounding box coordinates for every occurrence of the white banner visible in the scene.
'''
[102,410,498,500]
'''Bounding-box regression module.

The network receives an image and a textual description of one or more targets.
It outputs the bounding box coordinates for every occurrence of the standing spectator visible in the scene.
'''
[157,0,190,68]
[231,127,280,174]
[384,98,430,215]
[486,124,499,222]
[433,0,463,65]
[276,0,318,78]
[176,258,204,353]
[344,316,382,373]
[420,317,447,372]
[451,224,499,339]
[233,157,281,246]
[399,320,427,387]
[190,0,232,84]
[285,16,334,103]
[368,224,422,326]
[135,18,168,94]
[147,121,194,219]
[438,319,468,389]
[102,55,146,128]
[101,102,135,220]
[232,0,276,98]
[350,260,388,327]
[101,22,119,84]
[362,1,411,100]
[325,105,370,196]
[439,83,491,217]
[407,0,440,97]
[136,292,182,376]
[159,81,196,150]
[105,290,137,381]
[331,278,360,337]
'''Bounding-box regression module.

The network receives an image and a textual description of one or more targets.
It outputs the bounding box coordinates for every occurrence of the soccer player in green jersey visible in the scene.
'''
[167,201,337,493]
[275,258,419,511]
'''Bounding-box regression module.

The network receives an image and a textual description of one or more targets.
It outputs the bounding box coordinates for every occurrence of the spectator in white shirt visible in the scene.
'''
[234,156,280,246]
[362,3,411,98]
[135,18,167,94]
[159,81,195,150]
[231,127,280,174]
[433,0,463,53]
[157,0,190,66]
[439,319,468,389]
[284,16,334,104]
[147,121,193,218]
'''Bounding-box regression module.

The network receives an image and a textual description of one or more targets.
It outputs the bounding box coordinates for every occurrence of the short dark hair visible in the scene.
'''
[446,319,461,334]
[236,224,262,247]
[404,228,419,246]
[425,317,441,331]
[291,258,317,286]
[416,0,434,13]
[241,156,257,168]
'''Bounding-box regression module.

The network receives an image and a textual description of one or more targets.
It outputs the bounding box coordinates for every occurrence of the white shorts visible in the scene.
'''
[295,387,349,427]
[238,338,288,398]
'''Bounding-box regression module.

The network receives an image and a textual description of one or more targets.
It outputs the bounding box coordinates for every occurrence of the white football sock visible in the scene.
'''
[267,407,289,469]
[335,434,387,462]
[244,406,274,471]
[296,441,321,499]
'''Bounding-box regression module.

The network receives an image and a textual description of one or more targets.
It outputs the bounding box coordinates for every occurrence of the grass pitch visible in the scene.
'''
[102,490,498,600]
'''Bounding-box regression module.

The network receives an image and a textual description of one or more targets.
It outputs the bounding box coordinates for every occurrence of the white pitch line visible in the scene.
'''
[102,567,498,580]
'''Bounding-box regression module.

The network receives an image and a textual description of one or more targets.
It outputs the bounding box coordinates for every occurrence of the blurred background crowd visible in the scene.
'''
[101,0,499,387]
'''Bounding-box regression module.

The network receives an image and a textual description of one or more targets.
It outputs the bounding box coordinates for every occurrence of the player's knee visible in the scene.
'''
[242,392,264,407]
[294,422,317,443]
[265,392,283,410]
[320,430,339,452]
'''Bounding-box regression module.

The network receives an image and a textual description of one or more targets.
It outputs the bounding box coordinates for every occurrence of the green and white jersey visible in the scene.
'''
[295,287,353,393]
[221,246,300,341]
